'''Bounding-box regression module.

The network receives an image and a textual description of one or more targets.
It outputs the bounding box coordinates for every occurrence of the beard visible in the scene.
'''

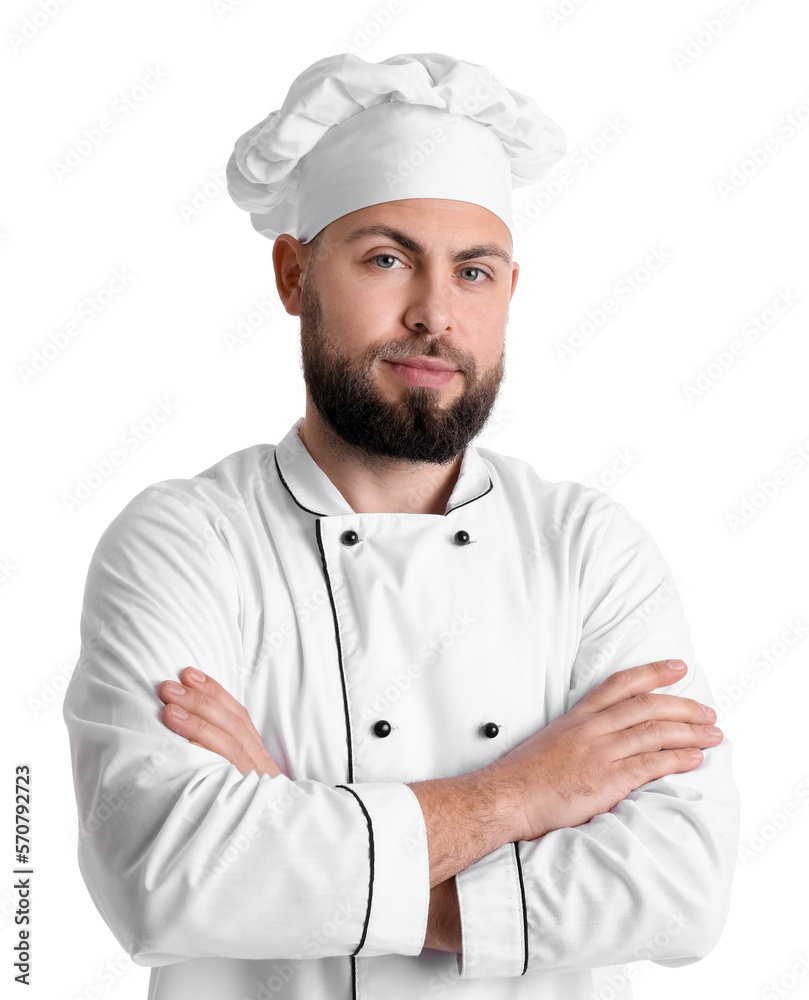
[298,273,506,466]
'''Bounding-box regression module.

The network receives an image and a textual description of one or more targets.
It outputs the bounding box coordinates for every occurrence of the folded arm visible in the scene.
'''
[452,497,742,978]
[153,661,463,955]
[63,489,432,966]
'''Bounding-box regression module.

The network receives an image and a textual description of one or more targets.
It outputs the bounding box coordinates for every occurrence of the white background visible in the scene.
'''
[2,0,807,997]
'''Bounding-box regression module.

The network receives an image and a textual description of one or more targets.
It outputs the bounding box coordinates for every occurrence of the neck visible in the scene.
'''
[297,405,464,515]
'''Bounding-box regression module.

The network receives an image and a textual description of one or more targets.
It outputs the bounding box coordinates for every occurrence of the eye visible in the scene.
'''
[459,266,491,283]
[369,253,405,269]
[367,255,492,281]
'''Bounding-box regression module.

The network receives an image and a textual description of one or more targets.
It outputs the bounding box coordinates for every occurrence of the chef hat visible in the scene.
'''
[226,51,566,244]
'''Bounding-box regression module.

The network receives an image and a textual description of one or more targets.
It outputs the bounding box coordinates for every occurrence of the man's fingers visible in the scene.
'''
[178,667,253,721]
[157,678,242,744]
[616,747,705,787]
[157,669,268,764]
[574,660,689,716]
[180,667,271,763]
[609,717,724,757]
[594,690,717,736]
[160,703,258,774]
[157,668,284,778]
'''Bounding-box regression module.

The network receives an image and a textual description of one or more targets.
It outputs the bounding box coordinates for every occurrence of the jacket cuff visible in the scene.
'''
[335,781,430,958]
[455,841,526,978]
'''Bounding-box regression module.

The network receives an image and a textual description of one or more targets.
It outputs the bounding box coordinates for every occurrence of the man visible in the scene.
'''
[63,52,740,1000]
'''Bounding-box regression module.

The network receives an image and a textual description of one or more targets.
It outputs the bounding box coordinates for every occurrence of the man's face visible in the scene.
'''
[293,198,518,465]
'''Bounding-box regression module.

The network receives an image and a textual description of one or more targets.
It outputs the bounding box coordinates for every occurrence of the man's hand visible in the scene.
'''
[157,667,284,778]
[158,668,463,953]
[483,659,724,843]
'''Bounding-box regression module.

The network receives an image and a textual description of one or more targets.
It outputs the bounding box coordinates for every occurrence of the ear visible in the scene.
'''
[510,260,520,301]
[272,234,311,317]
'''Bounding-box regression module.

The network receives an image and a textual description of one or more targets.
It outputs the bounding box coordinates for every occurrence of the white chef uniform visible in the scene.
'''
[62,416,741,1000]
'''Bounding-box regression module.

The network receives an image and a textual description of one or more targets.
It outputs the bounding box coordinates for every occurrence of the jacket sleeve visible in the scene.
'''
[62,488,430,967]
[453,495,741,979]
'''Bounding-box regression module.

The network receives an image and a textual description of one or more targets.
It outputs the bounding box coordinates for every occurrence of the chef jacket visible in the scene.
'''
[63,416,741,1000]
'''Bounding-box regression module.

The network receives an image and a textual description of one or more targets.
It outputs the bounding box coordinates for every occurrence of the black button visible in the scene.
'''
[373,720,391,738]
[341,530,360,546]
[453,530,470,545]
[482,722,500,739]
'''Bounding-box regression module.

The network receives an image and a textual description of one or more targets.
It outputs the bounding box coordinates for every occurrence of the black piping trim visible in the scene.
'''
[444,475,494,515]
[274,450,328,516]
[275,446,494,517]
[316,516,360,991]
[315,519,354,781]
[335,784,375,959]
[513,841,528,974]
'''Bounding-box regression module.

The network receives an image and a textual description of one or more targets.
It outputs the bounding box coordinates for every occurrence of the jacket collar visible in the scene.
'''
[272,417,493,517]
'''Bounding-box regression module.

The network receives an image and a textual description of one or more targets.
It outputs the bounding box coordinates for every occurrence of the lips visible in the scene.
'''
[385,356,458,372]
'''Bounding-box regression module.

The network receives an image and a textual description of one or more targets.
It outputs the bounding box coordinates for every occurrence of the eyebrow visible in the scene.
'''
[343,223,512,268]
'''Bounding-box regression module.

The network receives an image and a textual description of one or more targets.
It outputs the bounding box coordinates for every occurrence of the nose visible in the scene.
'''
[402,269,457,338]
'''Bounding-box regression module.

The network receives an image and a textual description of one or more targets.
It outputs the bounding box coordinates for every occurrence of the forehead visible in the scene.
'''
[339,197,507,233]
